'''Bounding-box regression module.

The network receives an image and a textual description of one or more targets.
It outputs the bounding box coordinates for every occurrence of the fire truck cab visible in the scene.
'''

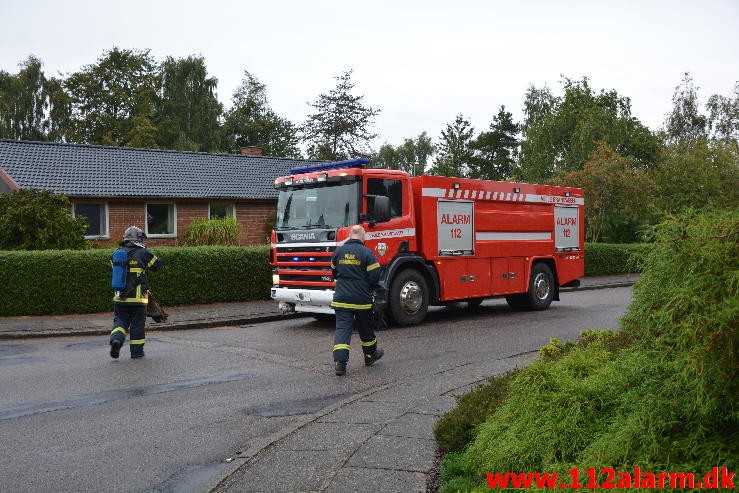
[270,158,584,326]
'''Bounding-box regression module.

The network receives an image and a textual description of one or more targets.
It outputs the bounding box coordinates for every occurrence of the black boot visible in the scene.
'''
[335,361,347,376]
[110,340,122,359]
[365,347,384,366]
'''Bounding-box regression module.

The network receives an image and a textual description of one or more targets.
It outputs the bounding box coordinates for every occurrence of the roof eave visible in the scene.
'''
[0,166,20,190]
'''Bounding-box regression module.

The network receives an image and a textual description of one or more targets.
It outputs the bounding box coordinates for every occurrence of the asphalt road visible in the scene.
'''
[0,287,632,493]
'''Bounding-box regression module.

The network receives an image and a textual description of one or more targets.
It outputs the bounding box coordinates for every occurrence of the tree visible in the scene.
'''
[469,106,520,180]
[44,75,73,142]
[375,143,402,170]
[653,139,739,214]
[706,81,739,145]
[519,78,662,183]
[63,48,158,146]
[223,71,301,157]
[556,142,655,243]
[126,115,159,149]
[0,189,88,250]
[522,84,555,131]
[374,132,434,175]
[0,56,60,141]
[665,72,708,144]
[301,70,380,160]
[411,132,435,176]
[155,55,223,152]
[429,115,474,177]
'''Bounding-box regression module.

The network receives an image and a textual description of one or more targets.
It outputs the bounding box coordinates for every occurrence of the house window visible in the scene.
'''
[367,178,404,218]
[146,203,176,237]
[73,203,109,239]
[209,203,235,219]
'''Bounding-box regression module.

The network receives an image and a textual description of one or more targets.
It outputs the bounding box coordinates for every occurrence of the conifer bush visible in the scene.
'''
[439,210,738,491]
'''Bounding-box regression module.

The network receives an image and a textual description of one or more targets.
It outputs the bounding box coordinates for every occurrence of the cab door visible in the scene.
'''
[362,174,415,263]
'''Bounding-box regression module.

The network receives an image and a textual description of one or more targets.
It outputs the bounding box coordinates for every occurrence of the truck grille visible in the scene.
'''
[275,245,336,288]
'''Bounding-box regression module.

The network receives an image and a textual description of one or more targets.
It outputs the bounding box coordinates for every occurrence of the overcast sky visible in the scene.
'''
[1,0,737,148]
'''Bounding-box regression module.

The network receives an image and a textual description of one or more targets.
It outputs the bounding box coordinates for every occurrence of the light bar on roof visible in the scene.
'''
[290,157,369,174]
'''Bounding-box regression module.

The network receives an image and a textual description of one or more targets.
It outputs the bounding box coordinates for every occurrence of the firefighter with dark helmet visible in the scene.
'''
[330,225,384,376]
[109,226,163,359]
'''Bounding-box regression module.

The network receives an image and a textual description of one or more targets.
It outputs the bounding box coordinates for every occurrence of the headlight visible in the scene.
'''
[272,274,280,285]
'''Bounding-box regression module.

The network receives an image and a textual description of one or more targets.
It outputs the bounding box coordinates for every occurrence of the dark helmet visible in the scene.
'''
[123,226,147,245]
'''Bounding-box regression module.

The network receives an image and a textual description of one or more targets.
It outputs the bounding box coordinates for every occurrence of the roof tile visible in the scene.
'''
[0,139,326,199]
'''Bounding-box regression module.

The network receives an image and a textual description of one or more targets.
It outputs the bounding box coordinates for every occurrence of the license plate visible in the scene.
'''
[296,292,310,302]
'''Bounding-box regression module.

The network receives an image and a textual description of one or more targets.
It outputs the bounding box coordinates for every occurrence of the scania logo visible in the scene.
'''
[290,232,316,241]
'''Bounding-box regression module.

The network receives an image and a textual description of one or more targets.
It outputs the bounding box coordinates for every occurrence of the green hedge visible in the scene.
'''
[584,242,648,276]
[0,246,271,316]
[1,243,645,316]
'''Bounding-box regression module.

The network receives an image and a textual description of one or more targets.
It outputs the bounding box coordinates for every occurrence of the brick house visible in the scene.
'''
[0,139,324,246]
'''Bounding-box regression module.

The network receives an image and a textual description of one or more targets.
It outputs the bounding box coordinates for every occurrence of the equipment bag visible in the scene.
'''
[146,293,169,323]
[111,248,130,293]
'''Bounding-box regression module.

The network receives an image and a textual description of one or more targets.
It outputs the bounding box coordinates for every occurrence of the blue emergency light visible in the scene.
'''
[289,157,369,174]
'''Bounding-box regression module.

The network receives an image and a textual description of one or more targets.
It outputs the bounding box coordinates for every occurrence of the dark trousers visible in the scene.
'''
[110,303,146,356]
[333,309,378,363]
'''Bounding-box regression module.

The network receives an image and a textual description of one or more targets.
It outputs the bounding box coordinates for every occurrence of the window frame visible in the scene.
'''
[72,202,109,240]
[208,202,236,220]
[366,178,404,218]
[145,202,177,238]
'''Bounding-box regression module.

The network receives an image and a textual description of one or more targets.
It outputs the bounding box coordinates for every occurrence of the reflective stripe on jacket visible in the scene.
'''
[330,239,381,310]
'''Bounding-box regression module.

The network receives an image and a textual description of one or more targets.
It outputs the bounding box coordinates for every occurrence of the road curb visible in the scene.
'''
[0,312,309,340]
[560,281,635,292]
[0,281,634,340]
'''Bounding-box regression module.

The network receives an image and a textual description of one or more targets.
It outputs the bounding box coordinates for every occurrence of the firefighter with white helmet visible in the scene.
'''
[109,226,163,359]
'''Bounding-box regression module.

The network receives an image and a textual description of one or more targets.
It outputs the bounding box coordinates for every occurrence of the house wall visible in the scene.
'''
[72,199,276,247]
[109,201,148,244]
[237,200,275,245]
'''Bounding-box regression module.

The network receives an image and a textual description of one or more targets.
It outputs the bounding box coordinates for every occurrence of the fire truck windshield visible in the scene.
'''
[276,182,360,230]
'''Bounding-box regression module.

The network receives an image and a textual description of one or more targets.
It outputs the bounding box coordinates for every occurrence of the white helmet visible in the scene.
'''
[123,226,147,246]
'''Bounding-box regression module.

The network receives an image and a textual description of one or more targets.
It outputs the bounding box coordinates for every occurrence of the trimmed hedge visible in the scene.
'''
[0,246,271,316]
[1,243,645,316]
[584,242,648,276]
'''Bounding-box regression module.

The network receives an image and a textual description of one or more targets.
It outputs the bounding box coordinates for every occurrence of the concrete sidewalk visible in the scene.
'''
[210,352,540,493]
[0,274,638,340]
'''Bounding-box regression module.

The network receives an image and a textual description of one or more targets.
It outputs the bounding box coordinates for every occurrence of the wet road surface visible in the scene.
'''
[0,287,632,492]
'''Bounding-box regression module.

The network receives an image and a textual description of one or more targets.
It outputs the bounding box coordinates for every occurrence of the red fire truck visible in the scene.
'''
[270,158,584,326]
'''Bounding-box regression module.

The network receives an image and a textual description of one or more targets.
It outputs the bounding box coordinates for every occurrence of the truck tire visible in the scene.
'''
[312,314,335,323]
[388,269,429,326]
[506,263,555,311]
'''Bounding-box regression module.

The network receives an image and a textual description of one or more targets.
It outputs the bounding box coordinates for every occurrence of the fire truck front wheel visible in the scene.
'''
[388,269,429,326]
[506,262,555,311]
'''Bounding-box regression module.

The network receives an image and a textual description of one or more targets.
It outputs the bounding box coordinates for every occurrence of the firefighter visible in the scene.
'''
[330,225,384,376]
[110,226,163,359]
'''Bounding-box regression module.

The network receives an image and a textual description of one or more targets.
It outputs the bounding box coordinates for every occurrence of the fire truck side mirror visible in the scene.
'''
[372,195,392,223]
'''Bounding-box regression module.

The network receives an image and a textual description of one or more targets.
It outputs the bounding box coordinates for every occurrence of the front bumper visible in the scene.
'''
[271,287,335,314]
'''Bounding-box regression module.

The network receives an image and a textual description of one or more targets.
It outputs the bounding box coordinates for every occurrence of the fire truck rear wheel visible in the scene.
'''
[506,263,554,311]
[389,269,429,326]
